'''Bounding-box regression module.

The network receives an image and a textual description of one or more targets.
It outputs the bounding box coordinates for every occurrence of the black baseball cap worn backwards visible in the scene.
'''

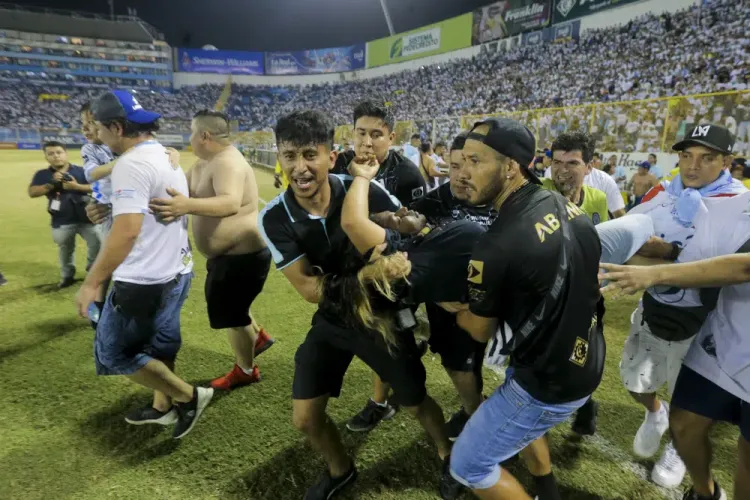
[467,117,541,185]
[673,123,734,155]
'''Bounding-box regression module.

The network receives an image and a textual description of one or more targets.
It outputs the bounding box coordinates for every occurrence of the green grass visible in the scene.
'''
[0,150,739,499]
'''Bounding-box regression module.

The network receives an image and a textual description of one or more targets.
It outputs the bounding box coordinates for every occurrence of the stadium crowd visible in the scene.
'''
[1,0,748,136]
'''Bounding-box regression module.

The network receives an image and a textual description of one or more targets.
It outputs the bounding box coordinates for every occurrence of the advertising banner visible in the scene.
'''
[0,142,18,150]
[17,142,41,150]
[41,133,87,146]
[265,44,365,75]
[472,0,551,44]
[551,20,581,42]
[600,152,679,182]
[367,13,472,68]
[177,48,264,75]
[157,134,185,146]
[553,0,642,24]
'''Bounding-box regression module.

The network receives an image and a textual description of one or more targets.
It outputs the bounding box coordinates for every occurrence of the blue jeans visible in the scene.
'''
[450,375,588,490]
[94,272,192,375]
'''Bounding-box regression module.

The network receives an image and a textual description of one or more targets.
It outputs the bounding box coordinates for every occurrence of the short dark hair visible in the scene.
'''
[275,110,334,149]
[193,109,231,138]
[592,152,601,160]
[411,133,421,141]
[193,108,230,122]
[420,142,432,154]
[435,142,447,150]
[352,100,395,132]
[648,153,657,160]
[451,132,468,151]
[551,132,596,164]
[43,141,66,151]
[100,117,160,138]
[79,102,91,114]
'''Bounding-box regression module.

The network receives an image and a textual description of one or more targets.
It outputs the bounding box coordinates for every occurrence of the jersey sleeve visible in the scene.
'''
[369,179,402,212]
[110,158,154,216]
[30,169,49,186]
[395,160,427,205]
[467,233,508,318]
[81,144,103,182]
[257,197,304,270]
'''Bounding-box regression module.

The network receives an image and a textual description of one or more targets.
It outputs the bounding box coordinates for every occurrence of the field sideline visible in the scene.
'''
[0,150,739,500]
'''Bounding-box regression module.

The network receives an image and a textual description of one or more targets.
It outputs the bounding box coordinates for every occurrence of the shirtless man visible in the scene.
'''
[150,110,274,390]
[628,161,659,209]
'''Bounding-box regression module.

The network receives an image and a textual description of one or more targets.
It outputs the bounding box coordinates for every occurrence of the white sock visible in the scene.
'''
[371,399,388,407]
[239,365,255,375]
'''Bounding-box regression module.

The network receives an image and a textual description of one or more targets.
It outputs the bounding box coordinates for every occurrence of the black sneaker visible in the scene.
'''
[345,399,397,432]
[681,481,727,500]
[172,387,214,439]
[446,408,470,441]
[0,272,7,286]
[439,456,464,500]
[124,405,178,426]
[304,464,357,500]
[58,276,75,289]
[572,398,599,436]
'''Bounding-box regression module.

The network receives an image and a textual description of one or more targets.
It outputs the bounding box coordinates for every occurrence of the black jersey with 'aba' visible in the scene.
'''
[334,150,426,207]
[410,181,497,228]
[468,184,604,404]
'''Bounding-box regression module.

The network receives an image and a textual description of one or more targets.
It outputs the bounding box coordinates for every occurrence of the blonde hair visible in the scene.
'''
[350,252,412,350]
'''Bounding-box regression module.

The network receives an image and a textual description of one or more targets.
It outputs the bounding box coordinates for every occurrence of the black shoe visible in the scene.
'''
[417,339,429,357]
[0,272,7,286]
[681,481,726,500]
[172,387,214,439]
[58,276,75,289]
[124,405,178,426]
[345,399,397,432]
[439,456,464,500]
[446,408,470,441]
[304,464,357,500]
[572,398,599,436]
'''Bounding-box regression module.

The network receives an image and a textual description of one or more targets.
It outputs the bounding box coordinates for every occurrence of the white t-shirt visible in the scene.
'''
[584,167,626,213]
[680,193,750,401]
[110,140,193,285]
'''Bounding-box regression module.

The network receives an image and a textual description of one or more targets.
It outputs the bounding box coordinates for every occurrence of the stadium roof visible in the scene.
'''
[14,0,495,51]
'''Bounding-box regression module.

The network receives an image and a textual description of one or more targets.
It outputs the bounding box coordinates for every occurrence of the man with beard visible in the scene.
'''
[346,132,496,438]
[444,118,603,500]
[149,110,275,391]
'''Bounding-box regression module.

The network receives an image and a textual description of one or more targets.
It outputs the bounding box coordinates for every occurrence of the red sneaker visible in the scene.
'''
[210,364,261,390]
[255,329,275,356]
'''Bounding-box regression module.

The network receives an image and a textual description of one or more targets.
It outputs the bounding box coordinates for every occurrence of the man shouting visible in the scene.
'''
[150,110,274,390]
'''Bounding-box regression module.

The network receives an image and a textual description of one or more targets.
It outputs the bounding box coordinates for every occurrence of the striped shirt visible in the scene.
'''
[81,142,115,204]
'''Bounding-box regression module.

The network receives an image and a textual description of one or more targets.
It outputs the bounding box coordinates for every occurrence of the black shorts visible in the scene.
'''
[426,303,486,376]
[672,365,750,441]
[205,248,271,329]
[292,311,427,407]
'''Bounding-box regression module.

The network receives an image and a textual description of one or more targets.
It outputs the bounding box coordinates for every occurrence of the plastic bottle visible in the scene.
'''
[88,302,100,324]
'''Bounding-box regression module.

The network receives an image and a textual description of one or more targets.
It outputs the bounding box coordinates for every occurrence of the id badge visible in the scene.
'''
[49,199,61,212]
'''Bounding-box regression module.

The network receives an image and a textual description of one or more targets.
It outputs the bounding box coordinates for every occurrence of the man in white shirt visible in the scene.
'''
[75,90,213,440]
[601,191,750,500]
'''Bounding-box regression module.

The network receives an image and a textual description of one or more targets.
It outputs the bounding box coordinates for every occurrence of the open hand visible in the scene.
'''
[149,187,190,223]
[599,263,655,295]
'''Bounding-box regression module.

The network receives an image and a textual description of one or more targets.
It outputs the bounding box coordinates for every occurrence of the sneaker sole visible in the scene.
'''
[210,373,262,391]
[174,388,214,439]
[345,406,397,433]
[651,470,685,489]
[255,338,275,356]
[125,411,178,426]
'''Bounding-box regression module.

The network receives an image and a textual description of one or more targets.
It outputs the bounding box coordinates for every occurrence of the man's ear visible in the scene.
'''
[328,149,339,171]
[585,161,594,174]
[389,131,396,143]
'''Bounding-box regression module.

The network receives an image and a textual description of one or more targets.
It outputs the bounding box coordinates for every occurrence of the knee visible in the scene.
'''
[292,406,325,435]
[669,408,696,442]
[449,439,500,489]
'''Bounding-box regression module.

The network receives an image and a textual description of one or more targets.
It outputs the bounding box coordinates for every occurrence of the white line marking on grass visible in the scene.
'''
[259,197,267,206]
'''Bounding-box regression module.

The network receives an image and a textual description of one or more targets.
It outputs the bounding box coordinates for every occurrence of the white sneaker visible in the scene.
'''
[652,441,686,489]
[634,401,670,458]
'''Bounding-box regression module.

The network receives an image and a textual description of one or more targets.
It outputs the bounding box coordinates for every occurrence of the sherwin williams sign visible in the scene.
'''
[367,13,472,68]
[177,48,264,75]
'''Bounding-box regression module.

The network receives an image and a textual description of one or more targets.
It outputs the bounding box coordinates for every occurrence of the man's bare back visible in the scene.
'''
[631,173,659,197]
[189,146,266,258]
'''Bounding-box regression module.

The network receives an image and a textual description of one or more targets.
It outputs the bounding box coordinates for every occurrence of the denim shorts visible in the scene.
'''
[94,272,192,376]
[450,374,589,490]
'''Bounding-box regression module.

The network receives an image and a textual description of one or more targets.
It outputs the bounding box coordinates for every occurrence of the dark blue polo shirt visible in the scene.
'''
[30,164,91,228]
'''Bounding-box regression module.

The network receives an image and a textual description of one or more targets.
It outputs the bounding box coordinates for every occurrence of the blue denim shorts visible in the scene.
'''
[450,374,589,490]
[94,272,192,376]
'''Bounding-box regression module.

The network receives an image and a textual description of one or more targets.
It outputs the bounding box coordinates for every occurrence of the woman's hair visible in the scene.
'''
[321,250,411,352]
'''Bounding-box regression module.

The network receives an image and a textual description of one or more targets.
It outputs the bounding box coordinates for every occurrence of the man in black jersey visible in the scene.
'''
[347,132,497,438]
[333,100,426,206]
[258,110,453,500]
[445,118,604,500]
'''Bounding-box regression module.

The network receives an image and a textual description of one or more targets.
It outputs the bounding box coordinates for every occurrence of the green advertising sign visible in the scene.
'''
[367,13,473,68]
[553,0,642,24]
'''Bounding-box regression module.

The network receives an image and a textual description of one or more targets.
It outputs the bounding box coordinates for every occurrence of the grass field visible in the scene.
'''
[0,149,740,500]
